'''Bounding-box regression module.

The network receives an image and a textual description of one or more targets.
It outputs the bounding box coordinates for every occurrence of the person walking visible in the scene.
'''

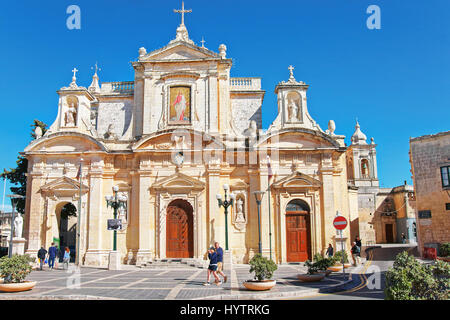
[48,242,58,270]
[37,246,47,271]
[63,247,71,270]
[203,247,221,286]
[214,242,228,283]
[326,243,334,258]
[351,242,360,266]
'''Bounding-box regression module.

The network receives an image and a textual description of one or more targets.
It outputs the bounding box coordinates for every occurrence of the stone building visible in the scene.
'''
[21,5,409,267]
[346,123,417,245]
[410,131,450,255]
[0,211,12,247]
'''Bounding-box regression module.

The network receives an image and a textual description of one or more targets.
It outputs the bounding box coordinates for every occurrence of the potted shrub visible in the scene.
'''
[312,253,333,276]
[328,251,351,272]
[0,254,36,292]
[297,260,326,282]
[243,254,278,291]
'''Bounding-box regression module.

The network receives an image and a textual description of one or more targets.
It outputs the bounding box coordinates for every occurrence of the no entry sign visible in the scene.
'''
[333,216,348,230]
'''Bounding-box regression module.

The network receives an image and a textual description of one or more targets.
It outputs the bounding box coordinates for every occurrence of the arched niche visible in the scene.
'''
[64,96,79,127]
[285,91,302,123]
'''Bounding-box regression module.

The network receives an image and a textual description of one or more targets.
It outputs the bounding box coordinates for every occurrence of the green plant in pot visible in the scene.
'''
[297,259,326,282]
[0,255,37,292]
[332,250,349,265]
[243,254,278,291]
[313,253,334,274]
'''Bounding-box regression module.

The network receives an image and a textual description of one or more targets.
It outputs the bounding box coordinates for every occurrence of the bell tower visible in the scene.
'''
[347,120,379,187]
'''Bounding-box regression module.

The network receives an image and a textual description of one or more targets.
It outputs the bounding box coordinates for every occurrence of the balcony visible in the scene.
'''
[230,78,262,91]
[101,81,134,95]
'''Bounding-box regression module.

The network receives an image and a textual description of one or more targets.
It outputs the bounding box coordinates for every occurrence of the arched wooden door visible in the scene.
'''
[166,199,193,258]
[286,200,311,262]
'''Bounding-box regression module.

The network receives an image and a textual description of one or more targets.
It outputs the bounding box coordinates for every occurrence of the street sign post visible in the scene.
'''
[333,213,348,279]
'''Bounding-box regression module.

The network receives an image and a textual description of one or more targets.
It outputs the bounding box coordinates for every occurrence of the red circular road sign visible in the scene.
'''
[333,216,348,230]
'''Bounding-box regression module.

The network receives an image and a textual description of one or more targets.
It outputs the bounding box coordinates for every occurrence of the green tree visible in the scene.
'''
[385,251,450,300]
[1,120,47,214]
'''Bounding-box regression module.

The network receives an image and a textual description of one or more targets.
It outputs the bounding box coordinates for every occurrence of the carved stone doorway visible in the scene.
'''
[166,199,194,258]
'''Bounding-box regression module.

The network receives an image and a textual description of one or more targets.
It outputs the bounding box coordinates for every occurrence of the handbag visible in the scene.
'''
[44,258,48,264]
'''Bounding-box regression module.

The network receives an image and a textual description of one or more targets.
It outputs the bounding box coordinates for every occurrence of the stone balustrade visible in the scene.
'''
[101,81,135,94]
[230,77,262,91]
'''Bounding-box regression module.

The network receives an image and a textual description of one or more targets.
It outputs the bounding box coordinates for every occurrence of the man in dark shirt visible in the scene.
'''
[48,243,58,270]
[204,247,220,286]
[37,247,47,271]
[214,242,227,283]
[326,243,334,257]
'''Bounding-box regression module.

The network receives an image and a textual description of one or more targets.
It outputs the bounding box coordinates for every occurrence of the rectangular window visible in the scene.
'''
[418,210,432,219]
[446,203,450,211]
[441,166,450,188]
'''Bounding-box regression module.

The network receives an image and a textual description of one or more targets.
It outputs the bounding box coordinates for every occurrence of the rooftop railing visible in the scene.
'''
[101,81,134,94]
[230,78,262,91]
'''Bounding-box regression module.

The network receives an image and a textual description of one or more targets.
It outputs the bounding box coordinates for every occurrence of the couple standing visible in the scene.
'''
[204,242,228,286]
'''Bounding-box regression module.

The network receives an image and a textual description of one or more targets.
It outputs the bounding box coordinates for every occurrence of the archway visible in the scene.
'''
[54,202,77,261]
[166,199,193,258]
[285,199,311,262]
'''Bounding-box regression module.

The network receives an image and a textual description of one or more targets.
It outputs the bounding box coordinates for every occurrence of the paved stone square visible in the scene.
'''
[0,264,353,300]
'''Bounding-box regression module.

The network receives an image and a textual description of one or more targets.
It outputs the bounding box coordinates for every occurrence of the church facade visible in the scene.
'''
[22,10,389,267]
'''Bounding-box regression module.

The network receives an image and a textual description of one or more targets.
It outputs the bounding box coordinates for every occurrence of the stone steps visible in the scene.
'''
[139,258,207,269]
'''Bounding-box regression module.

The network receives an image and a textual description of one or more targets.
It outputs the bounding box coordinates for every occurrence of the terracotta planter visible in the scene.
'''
[243,280,276,291]
[437,257,450,262]
[297,273,326,282]
[344,263,352,268]
[0,281,37,292]
[327,265,343,272]
[319,270,332,276]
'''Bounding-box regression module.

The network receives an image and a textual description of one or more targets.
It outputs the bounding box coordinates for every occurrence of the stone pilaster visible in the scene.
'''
[24,172,43,256]
[136,169,152,265]
[84,166,106,267]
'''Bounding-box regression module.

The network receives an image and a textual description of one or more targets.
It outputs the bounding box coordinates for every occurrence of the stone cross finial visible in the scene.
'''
[91,62,101,75]
[201,37,205,48]
[72,68,79,79]
[70,67,79,87]
[174,1,192,26]
[288,65,295,79]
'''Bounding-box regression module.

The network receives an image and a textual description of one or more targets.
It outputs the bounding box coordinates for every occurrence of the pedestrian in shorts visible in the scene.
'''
[203,247,221,286]
[214,242,228,283]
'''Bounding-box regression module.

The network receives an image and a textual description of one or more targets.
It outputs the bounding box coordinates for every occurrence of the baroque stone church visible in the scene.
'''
[22,4,394,267]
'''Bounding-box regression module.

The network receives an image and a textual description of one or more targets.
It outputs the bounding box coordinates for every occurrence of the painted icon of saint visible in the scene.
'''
[173,91,187,121]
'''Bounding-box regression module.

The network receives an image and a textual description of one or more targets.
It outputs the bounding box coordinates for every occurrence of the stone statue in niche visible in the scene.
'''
[64,102,77,126]
[287,99,299,122]
[235,198,245,223]
[117,192,128,224]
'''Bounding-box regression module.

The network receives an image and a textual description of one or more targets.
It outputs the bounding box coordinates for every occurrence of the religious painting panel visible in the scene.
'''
[169,86,191,124]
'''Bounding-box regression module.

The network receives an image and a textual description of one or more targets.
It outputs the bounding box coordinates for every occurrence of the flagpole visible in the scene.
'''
[267,156,273,261]
[76,157,83,266]
[2,178,6,212]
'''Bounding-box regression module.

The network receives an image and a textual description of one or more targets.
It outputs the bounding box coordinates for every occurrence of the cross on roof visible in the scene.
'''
[174,1,192,26]
[92,62,101,74]
[72,68,79,78]
[201,37,205,47]
[288,65,295,78]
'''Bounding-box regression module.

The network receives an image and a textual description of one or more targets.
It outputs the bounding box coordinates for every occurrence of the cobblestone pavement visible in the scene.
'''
[0,264,353,300]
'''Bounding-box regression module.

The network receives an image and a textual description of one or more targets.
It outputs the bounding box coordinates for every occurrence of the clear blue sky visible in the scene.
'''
[1,0,449,210]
